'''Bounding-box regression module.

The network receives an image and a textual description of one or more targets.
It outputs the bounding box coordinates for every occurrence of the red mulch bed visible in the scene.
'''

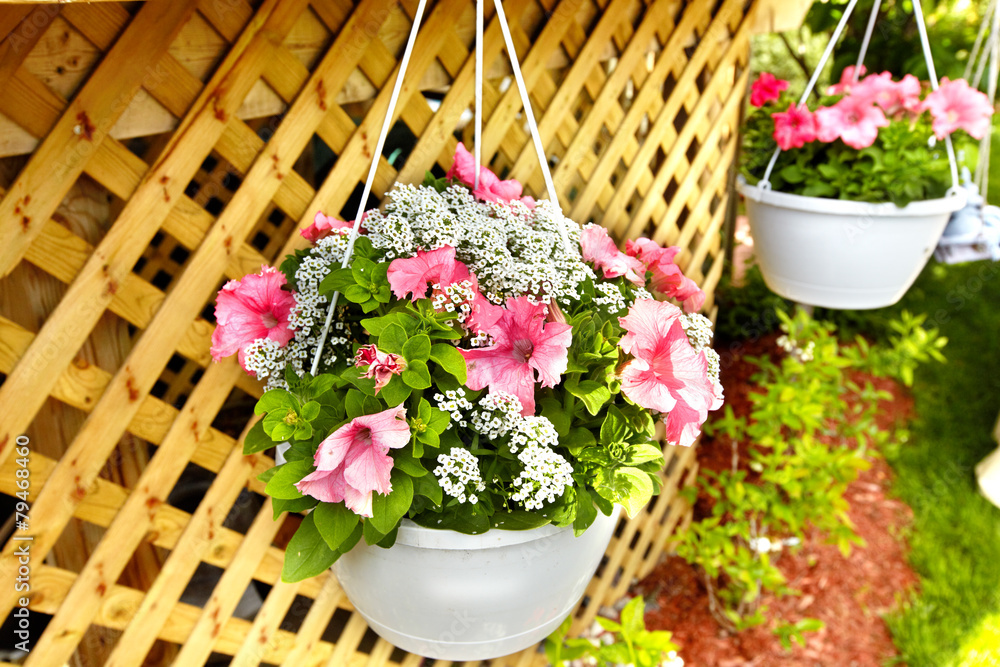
[635,334,920,666]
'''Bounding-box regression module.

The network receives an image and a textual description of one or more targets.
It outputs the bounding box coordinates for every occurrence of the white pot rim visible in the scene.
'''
[394,506,621,550]
[737,178,967,217]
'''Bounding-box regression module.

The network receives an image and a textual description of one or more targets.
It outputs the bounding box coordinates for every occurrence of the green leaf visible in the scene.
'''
[379,323,408,354]
[412,472,443,505]
[265,460,314,499]
[489,510,551,530]
[344,284,373,303]
[402,334,431,362]
[313,502,362,552]
[281,514,339,582]
[620,596,646,637]
[600,406,629,444]
[378,375,411,406]
[430,343,467,383]
[626,443,664,467]
[566,378,612,416]
[402,359,432,389]
[272,495,318,520]
[363,518,386,545]
[254,389,297,416]
[300,400,321,422]
[319,267,357,295]
[242,419,272,455]
[369,469,414,534]
[572,486,598,536]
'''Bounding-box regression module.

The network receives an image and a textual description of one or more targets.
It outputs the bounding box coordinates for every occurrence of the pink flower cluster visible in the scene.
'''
[354,344,405,392]
[750,70,994,151]
[210,265,296,372]
[618,300,722,447]
[580,225,705,313]
[296,406,410,517]
[448,143,536,209]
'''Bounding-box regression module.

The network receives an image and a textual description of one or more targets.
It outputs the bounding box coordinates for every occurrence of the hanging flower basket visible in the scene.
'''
[209,0,723,655]
[738,181,965,309]
[738,0,992,309]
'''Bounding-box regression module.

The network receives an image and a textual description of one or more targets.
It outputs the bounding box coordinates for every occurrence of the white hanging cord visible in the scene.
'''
[310,0,428,375]
[976,0,1000,195]
[492,0,573,254]
[853,0,882,81]
[474,0,484,191]
[973,2,1000,90]
[759,0,859,187]
[911,0,961,194]
[965,0,997,82]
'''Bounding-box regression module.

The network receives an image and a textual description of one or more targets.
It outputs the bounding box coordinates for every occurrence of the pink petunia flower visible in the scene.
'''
[354,344,406,392]
[813,96,888,149]
[852,72,922,117]
[750,72,789,107]
[387,245,473,302]
[295,406,410,517]
[301,211,360,244]
[211,265,296,372]
[448,143,536,209]
[625,238,705,313]
[460,296,573,416]
[920,77,994,140]
[771,103,818,150]
[580,224,646,286]
[826,64,867,96]
[617,299,716,447]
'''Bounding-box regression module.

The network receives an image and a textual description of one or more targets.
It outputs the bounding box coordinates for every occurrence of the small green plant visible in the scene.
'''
[545,596,681,667]
[674,308,945,643]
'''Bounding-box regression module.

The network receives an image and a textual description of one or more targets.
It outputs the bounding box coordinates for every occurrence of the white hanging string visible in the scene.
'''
[975,0,1000,195]
[492,0,573,257]
[853,0,882,81]
[310,0,428,375]
[911,0,961,194]
[759,0,859,187]
[966,0,998,82]
[474,0,484,191]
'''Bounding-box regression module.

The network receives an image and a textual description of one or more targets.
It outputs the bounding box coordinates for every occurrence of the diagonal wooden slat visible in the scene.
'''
[0,1,198,277]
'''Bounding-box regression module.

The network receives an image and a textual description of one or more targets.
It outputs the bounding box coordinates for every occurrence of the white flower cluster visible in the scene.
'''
[592,281,627,312]
[431,279,477,328]
[510,441,574,510]
[470,391,524,439]
[508,415,561,455]
[363,184,599,307]
[240,338,284,380]
[776,334,815,362]
[434,447,486,504]
[680,312,722,397]
[433,388,474,429]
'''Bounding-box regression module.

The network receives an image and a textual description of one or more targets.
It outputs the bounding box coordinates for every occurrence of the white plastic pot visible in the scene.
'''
[333,505,622,660]
[976,446,1000,509]
[738,180,966,309]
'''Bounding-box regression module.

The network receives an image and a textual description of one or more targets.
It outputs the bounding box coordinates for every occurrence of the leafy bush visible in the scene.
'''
[674,308,945,640]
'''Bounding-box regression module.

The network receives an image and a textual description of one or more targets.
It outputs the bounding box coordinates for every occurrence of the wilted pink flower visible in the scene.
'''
[460,296,573,416]
[750,72,789,107]
[814,96,888,149]
[580,224,646,286]
[771,103,818,150]
[625,238,705,313]
[354,344,406,392]
[295,406,410,517]
[921,77,994,140]
[301,211,359,244]
[387,245,472,302]
[448,143,535,209]
[826,64,867,96]
[211,266,296,371]
[617,299,716,446]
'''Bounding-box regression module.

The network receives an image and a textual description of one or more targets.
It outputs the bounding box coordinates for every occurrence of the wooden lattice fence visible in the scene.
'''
[0,0,759,664]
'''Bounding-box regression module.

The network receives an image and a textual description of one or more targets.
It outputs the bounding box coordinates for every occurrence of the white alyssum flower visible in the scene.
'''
[510,440,574,510]
[508,415,561,455]
[433,388,474,429]
[470,391,524,439]
[434,447,486,504]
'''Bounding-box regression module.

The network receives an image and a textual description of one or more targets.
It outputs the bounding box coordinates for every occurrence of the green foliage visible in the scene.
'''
[545,596,679,667]
[674,307,943,639]
[742,99,973,206]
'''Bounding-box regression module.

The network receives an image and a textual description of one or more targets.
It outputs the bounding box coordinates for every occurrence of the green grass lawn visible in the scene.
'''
[844,261,1000,667]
